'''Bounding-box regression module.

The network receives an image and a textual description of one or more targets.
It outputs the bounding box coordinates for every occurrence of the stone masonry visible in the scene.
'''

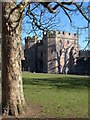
[43,31,79,74]
[24,30,79,74]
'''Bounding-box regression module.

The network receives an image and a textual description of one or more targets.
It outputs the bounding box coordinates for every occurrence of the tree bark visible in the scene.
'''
[2,2,25,116]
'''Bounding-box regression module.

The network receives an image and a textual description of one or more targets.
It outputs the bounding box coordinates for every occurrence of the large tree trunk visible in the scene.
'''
[2,2,25,116]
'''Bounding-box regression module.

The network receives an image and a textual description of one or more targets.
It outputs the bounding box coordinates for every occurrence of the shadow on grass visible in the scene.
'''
[23,74,89,89]
[23,75,89,89]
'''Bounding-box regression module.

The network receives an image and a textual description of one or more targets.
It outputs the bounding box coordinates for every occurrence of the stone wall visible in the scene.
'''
[75,50,90,75]
[42,32,48,73]
[24,36,44,72]
[46,31,57,73]
[24,36,37,71]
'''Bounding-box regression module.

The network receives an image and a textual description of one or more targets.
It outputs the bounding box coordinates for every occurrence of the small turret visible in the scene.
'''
[25,35,38,49]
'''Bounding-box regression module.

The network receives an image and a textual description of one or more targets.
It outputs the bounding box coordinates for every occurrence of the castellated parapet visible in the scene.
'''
[44,30,78,38]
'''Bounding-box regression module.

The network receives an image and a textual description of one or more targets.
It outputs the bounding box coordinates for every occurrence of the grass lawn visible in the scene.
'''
[22,72,89,118]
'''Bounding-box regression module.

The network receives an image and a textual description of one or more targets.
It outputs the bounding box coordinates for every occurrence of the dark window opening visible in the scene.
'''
[41,52,43,58]
[51,49,53,54]
[60,49,62,56]
[45,50,46,54]
[60,40,62,43]
[52,44,56,51]
[67,40,69,44]
[74,40,76,44]
[74,34,76,36]
[62,31,64,34]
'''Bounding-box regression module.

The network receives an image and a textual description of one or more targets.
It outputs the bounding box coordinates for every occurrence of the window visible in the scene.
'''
[51,49,53,54]
[45,50,46,54]
[62,31,64,34]
[74,40,77,44]
[41,52,43,58]
[52,44,56,51]
[74,34,76,36]
[60,40,62,43]
[67,40,69,44]
[51,44,56,54]
[60,50,62,56]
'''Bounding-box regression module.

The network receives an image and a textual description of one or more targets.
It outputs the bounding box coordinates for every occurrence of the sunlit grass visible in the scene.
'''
[23,72,89,118]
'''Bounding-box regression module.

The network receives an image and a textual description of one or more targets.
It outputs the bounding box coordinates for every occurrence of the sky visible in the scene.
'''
[21,2,89,50]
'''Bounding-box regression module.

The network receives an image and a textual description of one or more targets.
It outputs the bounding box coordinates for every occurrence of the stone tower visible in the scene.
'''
[24,36,38,71]
[24,36,44,72]
[43,30,79,74]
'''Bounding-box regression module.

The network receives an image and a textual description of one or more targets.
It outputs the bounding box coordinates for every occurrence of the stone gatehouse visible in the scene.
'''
[22,30,79,74]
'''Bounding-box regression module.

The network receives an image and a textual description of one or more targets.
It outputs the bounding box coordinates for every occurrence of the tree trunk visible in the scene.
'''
[2,2,25,116]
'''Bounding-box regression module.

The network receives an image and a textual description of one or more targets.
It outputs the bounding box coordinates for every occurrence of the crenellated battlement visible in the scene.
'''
[46,30,56,37]
[25,35,38,44]
[79,50,90,57]
[44,30,78,40]
[56,31,77,36]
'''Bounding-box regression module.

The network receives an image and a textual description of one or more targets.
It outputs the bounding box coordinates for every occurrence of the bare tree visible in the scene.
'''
[22,2,90,37]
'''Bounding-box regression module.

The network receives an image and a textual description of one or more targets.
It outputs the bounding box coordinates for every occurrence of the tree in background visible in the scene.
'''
[1,1,90,117]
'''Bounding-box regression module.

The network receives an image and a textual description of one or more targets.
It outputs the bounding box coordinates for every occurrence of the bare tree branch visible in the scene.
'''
[73,2,90,22]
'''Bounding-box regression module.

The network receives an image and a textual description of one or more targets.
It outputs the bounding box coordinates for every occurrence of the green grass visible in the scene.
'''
[23,72,89,118]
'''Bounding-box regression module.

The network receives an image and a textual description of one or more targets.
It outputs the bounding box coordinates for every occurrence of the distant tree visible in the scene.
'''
[1,1,90,117]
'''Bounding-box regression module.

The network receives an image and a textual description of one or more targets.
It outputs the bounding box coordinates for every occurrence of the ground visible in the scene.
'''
[1,72,89,119]
[23,73,89,118]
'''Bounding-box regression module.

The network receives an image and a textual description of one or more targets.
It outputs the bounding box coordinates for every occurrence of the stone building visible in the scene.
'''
[24,30,79,74]
[24,36,43,72]
[76,50,90,75]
